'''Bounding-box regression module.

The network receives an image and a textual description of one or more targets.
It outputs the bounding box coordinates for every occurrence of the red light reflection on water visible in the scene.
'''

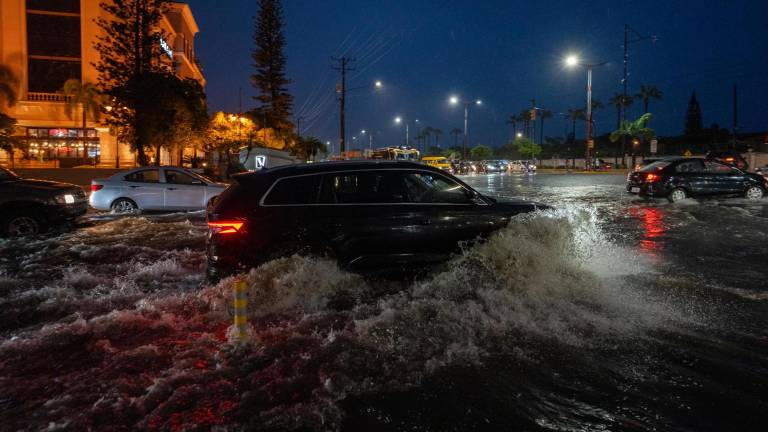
[630,206,666,257]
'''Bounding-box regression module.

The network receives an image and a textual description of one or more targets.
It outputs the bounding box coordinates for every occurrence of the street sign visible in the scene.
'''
[683,150,692,158]
[650,139,658,154]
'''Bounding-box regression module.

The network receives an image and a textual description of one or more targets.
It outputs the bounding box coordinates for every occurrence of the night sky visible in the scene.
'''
[186,0,768,151]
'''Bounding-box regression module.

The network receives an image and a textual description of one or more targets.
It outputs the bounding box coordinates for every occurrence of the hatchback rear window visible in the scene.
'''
[263,175,321,205]
[639,161,671,172]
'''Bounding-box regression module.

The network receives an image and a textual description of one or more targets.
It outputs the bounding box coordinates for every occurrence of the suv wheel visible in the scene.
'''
[668,188,687,203]
[745,186,764,200]
[111,198,138,214]
[3,212,42,237]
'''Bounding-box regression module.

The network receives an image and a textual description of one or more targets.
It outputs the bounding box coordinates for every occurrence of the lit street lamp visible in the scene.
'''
[394,116,419,147]
[563,54,606,169]
[449,95,482,159]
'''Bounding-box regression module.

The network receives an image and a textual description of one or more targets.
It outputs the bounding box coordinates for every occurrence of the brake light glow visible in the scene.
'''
[725,157,734,162]
[207,221,244,234]
[645,173,659,183]
[90,184,103,192]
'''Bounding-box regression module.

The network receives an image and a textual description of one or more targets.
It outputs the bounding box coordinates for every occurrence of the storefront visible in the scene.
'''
[24,127,100,163]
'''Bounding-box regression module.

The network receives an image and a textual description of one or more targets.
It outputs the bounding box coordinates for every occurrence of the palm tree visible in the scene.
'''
[62,79,104,159]
[567,108,585,142]
[450,127,462,148]
[0,64,19,167]
[0,64,19,108]
[635,84,662,113]
[519,110,532,137]
[506,114,519,138]
[538,110,553,146]
[588,98,604,111]
[421,127,433,151]
[608,93,634,129]
[610,113,655,168]
[433,128,443,148]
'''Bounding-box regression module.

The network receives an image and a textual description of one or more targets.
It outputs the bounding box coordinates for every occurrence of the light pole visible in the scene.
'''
[449,95,482,160]
[564,55,606,169]
[394,116,416,147]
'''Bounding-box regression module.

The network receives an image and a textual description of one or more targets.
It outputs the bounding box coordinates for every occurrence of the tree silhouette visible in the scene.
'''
[609,93,634,129]
[433,128,443,147]
[636,84,662,113]
[685,91,703,136]
[450,127,462,147]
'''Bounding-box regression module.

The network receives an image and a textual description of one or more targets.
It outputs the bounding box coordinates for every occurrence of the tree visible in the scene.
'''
[289,136,326,161]
[685,91,703,136]
[506,114,519,138]
[610,113,655,167]
[450,128,462,147]
[0,65,20,167]
[538,109,553,146]
[519,109,532,137]
[609,93,634,129]
[62,80,104,158]
[513,137,542,160]
[433,128,443,147]
[421,126,433,149]
[94,0,172,166]
[470,144,493,160]
[636,84,662,113]
[0,64,19,107]
[251,0,293,134]
[567,108,585,142]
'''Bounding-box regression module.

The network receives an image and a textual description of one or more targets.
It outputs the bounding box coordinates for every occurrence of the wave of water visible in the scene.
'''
[0,208,736,431]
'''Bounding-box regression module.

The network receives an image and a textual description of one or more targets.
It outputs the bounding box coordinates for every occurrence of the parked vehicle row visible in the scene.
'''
[627,157,766,202]
[443,159,536,175]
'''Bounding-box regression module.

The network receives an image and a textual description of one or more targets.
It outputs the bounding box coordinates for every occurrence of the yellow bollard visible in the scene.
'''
[233,279,248,342]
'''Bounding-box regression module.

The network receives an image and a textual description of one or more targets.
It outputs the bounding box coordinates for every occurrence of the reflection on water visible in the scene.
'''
[631,206,666,258]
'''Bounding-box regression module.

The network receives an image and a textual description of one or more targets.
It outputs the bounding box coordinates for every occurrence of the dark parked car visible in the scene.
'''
[626,157,767,202]
[706,150,748,171]
[0,166,88,236]
[206,161,545,278]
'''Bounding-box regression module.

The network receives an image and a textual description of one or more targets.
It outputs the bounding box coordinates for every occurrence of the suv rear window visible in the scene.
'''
[263,174,321,205]
[640,161,671,172]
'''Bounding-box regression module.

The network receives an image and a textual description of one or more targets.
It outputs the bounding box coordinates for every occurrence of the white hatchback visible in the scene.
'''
[89,167,227,213]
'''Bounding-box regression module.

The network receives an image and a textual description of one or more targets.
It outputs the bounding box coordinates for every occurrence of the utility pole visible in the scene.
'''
[732,84,738,149]
[295,115,304,137]
[622,24,656,167]
[332,57,355,156]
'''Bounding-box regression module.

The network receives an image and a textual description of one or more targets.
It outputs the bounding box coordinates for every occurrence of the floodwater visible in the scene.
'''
[0,173,766,431]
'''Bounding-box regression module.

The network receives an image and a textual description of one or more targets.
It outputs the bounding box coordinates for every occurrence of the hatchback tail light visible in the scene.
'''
[645,173,659,183]
[207,221,244,235]
[91,184,104,192]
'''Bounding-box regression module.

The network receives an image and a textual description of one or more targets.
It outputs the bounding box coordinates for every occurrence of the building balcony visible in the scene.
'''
[26,92,72,103]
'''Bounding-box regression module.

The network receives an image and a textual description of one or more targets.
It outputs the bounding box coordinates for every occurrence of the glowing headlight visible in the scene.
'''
[54,194,75,204]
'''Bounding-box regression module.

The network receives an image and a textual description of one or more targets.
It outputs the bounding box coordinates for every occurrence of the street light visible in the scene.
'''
[516,132,523,138]
[394,116,418,147]
[563,54,606,169]
[449,95,482,160]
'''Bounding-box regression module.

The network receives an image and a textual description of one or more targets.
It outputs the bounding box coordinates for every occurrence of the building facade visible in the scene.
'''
[0,0,204,167]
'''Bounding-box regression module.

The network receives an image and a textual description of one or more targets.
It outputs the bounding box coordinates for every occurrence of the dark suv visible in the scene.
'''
[626,157,766,202]
[206,161,544,278]
[0,166,88,236]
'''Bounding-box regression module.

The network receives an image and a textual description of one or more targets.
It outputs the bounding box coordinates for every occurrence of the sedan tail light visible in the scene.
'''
[645,173,659,183]
[90,184,104,192]
[207,220,244,235]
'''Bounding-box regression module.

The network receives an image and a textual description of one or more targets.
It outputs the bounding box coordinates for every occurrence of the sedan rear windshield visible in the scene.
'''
[640,161,671,172]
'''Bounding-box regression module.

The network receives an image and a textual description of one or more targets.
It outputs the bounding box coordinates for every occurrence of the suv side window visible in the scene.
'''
[124,169,159,183]
[165,170,200,185]
[403,172,472,204]
[263,174,322,205]
[705,161,738,174]
[320,171,408,204]
[675,160,705,173]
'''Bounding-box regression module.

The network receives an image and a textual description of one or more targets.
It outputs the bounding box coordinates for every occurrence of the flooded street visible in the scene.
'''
[1,173,767,431]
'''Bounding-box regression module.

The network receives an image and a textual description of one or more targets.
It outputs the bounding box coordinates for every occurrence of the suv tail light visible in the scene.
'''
[91,184,104,192]
[208,221,244,235]
[645,173,659,183]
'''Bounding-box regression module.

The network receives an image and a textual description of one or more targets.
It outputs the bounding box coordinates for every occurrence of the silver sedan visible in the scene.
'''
[89,167,227,213]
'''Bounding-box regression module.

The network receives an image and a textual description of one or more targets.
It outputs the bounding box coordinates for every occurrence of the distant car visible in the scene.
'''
[481,160,503,173]
[705,150,748,171]
[626,157,766,202]
[0,166,87,236]
[89,167,228,213]
[206,161,546,279]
